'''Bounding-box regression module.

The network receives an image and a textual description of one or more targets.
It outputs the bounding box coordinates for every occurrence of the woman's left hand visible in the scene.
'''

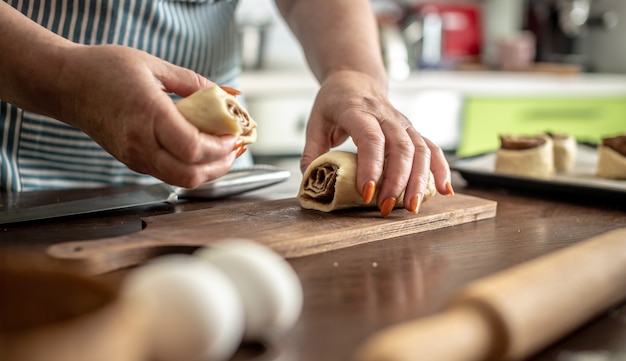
[300,70,453,217]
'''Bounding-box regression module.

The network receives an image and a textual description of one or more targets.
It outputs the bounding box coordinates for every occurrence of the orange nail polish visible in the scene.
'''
[236,146,247,158]
[220,85,243,96]
[362,181,376,204]
[445,182,455,196]
[409,194,423,214]
[233,138,245,151]
[380,198,396,218]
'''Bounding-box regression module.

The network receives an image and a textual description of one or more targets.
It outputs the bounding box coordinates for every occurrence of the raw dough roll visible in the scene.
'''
[176,86,258,144]
[596,134,626,180]
[494,135,555,179]
[298,151,436,212]
[549,133,577,173]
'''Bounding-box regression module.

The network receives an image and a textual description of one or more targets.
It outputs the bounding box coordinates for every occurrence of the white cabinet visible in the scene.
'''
[246,94,313,156]
[242,71,462,156]
[241,70,626,157]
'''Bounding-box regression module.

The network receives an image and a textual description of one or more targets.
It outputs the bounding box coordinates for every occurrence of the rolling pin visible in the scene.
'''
[351,228,626,361]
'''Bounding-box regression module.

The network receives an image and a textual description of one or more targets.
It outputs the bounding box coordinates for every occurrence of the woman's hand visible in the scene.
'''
[55,44,241,188]
[0,3,240,188]
[301,70,453,216]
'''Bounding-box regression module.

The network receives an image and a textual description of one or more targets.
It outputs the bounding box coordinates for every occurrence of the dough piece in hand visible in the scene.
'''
[494,135,555,178]
[176,86,257,144]
[298,151,436,212]
[548,133,577,173]
[596,134,626,180]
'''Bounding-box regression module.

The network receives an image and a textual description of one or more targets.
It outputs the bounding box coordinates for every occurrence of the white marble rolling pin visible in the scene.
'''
[351,228,626,361]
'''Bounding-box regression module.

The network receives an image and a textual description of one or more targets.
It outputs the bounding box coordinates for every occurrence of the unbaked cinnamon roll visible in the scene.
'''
[494,135,555,178]
[548,133,577,173]
[176,86,257,144]
[596,134,626,180]
[298,151,436,212]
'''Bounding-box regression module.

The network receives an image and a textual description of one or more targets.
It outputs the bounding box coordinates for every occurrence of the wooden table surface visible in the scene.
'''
[1,158,626,361]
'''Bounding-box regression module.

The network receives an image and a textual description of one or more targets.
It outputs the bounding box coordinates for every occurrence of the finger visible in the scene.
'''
[334,112,386,201]
[154,97,239,165]
[424,137,453,195]
[300,140,327,175]
[155,62,215,97]
[150,145,237,188]
[373,119,415,212]
[300,110,335,174]
[402,129,434,212]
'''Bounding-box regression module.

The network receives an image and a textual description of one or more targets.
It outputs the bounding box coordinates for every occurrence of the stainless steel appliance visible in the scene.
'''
[522,0,618,70]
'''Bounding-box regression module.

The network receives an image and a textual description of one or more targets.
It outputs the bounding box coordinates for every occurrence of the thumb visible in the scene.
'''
[158,63,216,98]
[301,141,328,174]
[300,121,332,174]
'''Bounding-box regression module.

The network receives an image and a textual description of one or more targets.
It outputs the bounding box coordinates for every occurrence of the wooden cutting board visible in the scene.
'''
[47,194,497,275]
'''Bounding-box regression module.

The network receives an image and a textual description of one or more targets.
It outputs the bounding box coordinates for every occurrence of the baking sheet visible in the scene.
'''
[452,145,626,199]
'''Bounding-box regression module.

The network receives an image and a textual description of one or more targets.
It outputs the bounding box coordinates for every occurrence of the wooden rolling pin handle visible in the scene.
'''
[352,228,626,361]
[350,303,501,361]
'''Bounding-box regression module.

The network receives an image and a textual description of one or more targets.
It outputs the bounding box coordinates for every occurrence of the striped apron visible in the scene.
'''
[1,0,247,191]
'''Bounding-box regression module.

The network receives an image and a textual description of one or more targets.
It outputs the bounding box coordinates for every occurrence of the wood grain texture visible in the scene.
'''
[351,228,626,361]
[46,193,496,275]
[3,165,626,361]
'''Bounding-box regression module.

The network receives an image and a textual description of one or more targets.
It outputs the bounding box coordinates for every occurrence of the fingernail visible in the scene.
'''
[445,182,455,196]
[233,138,245,151]
[362,181,376,204]
[380,198,396,218]
[236,146,247,158]
[409,193,423,214]
[220,85,243,96]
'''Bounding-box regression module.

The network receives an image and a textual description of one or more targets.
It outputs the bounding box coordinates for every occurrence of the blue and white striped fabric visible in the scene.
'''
[1,0,250,191]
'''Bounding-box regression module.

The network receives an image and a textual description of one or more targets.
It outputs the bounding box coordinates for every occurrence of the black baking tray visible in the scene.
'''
[452,145,626,203]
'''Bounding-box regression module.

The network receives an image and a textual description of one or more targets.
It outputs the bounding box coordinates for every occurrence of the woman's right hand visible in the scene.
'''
[59,45,244,188]
[1,2,240,188]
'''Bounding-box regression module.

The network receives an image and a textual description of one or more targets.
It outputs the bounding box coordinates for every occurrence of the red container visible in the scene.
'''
[409,2,482,65]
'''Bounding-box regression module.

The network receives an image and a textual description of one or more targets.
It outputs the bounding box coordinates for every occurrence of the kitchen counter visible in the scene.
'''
[239,70,626,97]
[239,70,626,157]
[1,160,626,361]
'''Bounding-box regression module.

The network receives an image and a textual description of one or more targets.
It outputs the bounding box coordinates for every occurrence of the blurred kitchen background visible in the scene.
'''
[235,0,626,159]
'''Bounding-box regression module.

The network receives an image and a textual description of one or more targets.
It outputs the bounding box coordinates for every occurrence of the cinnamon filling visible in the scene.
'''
[227,100,251,131]
[547,132,569,141]
[500,135,546,150]
[602,135,626,157]
[302,163,338,204]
